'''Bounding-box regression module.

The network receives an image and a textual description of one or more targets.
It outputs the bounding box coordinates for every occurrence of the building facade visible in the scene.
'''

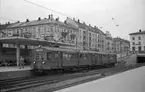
[129,30,145,52]
[113,37,130,55]
[105,31,113,53]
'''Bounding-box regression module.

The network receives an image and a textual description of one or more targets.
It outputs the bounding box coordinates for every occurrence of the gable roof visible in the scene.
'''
[75,21,87,29]
[6,18,77,29]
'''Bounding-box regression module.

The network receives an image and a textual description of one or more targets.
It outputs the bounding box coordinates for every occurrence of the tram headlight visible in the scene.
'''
[42,61,45,64]
[33,62,36,64]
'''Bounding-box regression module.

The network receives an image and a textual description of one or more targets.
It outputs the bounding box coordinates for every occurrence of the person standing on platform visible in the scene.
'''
[20,56,24,69]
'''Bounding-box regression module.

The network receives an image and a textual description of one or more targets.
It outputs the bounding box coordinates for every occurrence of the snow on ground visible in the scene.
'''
[55,66,145,92]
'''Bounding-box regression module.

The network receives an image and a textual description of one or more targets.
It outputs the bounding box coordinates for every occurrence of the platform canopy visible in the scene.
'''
[0,37,75,46]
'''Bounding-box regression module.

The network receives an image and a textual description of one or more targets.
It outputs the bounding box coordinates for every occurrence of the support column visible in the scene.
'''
[25,45,28,49]
[16,43,20,66]
[0,42,2,61]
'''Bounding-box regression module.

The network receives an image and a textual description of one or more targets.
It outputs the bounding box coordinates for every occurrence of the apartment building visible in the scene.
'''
[129,29,145,52]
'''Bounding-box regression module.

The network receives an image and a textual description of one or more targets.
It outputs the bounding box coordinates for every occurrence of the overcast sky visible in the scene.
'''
[0,0,145,40]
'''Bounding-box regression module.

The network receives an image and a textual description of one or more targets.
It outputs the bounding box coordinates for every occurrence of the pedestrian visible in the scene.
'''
[20,56,24,69]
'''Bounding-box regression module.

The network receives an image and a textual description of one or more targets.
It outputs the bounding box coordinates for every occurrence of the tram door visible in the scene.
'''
[54,51,62,68]
[35,51,45,68]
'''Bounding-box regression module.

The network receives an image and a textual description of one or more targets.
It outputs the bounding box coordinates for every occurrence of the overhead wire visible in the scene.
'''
[23,0,93,26]
[24,0,73,19]
[100,0,120,28]
[0,16,18,22]
[1,0,120,29]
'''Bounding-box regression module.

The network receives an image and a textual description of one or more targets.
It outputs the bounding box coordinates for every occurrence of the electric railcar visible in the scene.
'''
[30,46,117,72]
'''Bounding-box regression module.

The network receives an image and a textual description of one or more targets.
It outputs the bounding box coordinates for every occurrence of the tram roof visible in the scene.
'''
[33,46,116,55]
[36,46,77,52]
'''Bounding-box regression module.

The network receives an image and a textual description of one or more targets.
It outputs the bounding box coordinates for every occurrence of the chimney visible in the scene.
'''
[50,14,54,20]
[94,26,97,28]
[57,17,59,21]
[8,22,10,24]
[26,19,29,22]
[64,20,66,24]
[83,22,85,24]
[38,17,41,21]
[139,29,141,32]
[17,21,20,23]
[55,17,59,21]
[89,24,91,26]
[48,15,51,19]
[78,19,80,23]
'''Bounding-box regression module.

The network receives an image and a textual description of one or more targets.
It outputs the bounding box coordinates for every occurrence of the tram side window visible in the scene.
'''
[54,52,59,60]
[84,54,87,60]
[63,53,70,60]
[47,52,51,60]
[55,53,58,58]
[70,53,76,60]
[80,54,83,58]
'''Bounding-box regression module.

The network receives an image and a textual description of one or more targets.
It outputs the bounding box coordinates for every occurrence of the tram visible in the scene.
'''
[30,46,117,72]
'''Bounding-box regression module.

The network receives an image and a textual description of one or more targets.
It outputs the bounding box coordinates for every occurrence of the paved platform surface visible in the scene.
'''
[0,66,33,80]
[0,66,32,72]
[55,66,145,92]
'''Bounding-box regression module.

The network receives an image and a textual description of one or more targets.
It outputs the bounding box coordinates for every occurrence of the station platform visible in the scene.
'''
[0,66,33,80]
[55,66,145,92]
[0,66,32,72]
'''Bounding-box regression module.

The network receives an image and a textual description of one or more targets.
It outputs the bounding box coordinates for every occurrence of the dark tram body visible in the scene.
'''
[30,46,117,72]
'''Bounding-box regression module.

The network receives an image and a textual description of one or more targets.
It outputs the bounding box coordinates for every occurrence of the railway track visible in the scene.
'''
[1,63,145,92]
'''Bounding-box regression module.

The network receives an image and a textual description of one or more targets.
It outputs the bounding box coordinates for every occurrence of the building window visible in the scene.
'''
[138,42,141,45]
[132,42,135,45]
[132,37,135,40]
[138,46,141,51]
[138,36,141,40]
[132,47,135,51]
